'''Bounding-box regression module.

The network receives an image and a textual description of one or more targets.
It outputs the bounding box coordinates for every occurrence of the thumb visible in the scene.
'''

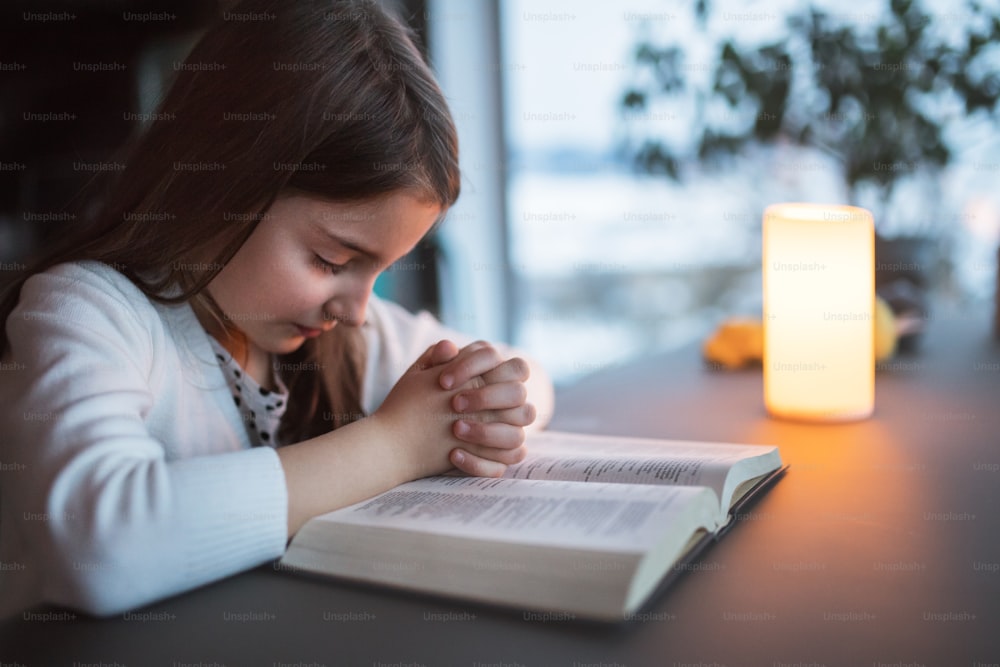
[428,339,460,367]
[412,339,459,371]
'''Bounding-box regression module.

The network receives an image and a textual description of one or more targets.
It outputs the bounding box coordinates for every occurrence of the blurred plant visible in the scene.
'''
[621,0,1000,223]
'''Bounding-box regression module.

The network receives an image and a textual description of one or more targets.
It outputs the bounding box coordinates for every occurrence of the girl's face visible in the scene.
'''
[205,190,441,356]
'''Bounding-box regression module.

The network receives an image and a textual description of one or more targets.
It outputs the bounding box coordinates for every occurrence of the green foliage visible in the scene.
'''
[622,0,1000,206]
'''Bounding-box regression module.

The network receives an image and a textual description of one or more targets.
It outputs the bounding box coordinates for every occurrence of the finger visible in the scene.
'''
[480,356,531,385]
[449,449,508,478]
[455,442,528,466]
[410,343,439,372]
[428,339,460,367]
[486,403,537,428]
[452,382,527,413]
[411,339,459,371]
[439,342,504,389]
[453,419,526,449]
[453,392,536,427]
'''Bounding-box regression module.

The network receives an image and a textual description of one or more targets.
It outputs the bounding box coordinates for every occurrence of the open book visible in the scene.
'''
[279,431,785,621]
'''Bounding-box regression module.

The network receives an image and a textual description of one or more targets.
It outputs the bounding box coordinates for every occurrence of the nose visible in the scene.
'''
[324,283,371,328]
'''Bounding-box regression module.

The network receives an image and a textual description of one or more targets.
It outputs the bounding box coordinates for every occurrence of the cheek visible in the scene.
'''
[271,258,351,313]
[288,281,334,310]
[213,239,303,314]
[217,225,347,316]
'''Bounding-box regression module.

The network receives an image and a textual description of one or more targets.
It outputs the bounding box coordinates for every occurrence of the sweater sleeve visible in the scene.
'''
[0,264,288,616]
[360,296,555,430]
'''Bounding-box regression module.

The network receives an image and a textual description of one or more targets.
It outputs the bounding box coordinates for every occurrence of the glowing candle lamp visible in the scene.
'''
[762,203,875,422]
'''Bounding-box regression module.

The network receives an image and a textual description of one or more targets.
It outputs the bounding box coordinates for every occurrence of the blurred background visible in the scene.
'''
[3,0,1000,385]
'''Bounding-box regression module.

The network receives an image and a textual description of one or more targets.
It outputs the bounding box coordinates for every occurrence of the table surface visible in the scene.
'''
[2,302,999,666]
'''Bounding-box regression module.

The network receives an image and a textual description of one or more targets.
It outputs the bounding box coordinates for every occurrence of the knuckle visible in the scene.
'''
[492,442,517,464]
[464,461,487,477]
[466,340,490,353]
[456,392,476,412]
[467,420,487,440]
[521,402,537,425]
[455,420,476,441]
[466,452,505,478]
[464,375,487,391]
[467,459,489,477]
[500,449,520,464]
[474,346,502,366]
[456,388,476,408]
[524,403,538,424]
[507,357,530,379]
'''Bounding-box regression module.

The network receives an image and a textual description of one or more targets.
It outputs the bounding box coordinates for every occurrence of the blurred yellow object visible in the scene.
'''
[873,296,897,361]
[703,296,898,370]
[702,318,764,370]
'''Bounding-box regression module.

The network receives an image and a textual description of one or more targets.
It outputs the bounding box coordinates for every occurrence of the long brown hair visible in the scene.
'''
[0,0,461,444]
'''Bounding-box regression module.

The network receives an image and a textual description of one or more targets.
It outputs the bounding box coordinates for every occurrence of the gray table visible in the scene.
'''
[2,303,999,666]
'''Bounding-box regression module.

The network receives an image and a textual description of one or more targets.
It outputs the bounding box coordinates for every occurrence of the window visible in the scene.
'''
[499,0,1000,383]
[432,0,1000,384]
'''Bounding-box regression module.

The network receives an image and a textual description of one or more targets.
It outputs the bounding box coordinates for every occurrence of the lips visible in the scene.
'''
[295,324,325,338]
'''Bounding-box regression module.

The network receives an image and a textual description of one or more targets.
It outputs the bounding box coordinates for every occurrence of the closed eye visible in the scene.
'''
[312,254,347,275]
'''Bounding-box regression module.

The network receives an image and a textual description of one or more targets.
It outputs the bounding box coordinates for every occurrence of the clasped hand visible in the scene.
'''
[373,339,535,479]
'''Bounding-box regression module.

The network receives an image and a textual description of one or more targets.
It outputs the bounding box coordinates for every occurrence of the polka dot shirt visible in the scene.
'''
[208,336,288,448]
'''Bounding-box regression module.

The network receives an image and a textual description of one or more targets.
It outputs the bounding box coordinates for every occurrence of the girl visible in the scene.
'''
[0,0,553,617]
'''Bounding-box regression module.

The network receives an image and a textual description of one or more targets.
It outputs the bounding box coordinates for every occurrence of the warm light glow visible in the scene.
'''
[763,203,875,422]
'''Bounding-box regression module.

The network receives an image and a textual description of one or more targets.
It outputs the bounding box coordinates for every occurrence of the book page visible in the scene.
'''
[314,475,720,553]
[506,431,782,518]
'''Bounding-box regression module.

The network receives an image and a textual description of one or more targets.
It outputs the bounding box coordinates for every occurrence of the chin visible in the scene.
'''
[270,338,308,355]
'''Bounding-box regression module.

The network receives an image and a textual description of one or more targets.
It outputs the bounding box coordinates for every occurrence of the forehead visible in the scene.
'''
[270,191,442,264]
